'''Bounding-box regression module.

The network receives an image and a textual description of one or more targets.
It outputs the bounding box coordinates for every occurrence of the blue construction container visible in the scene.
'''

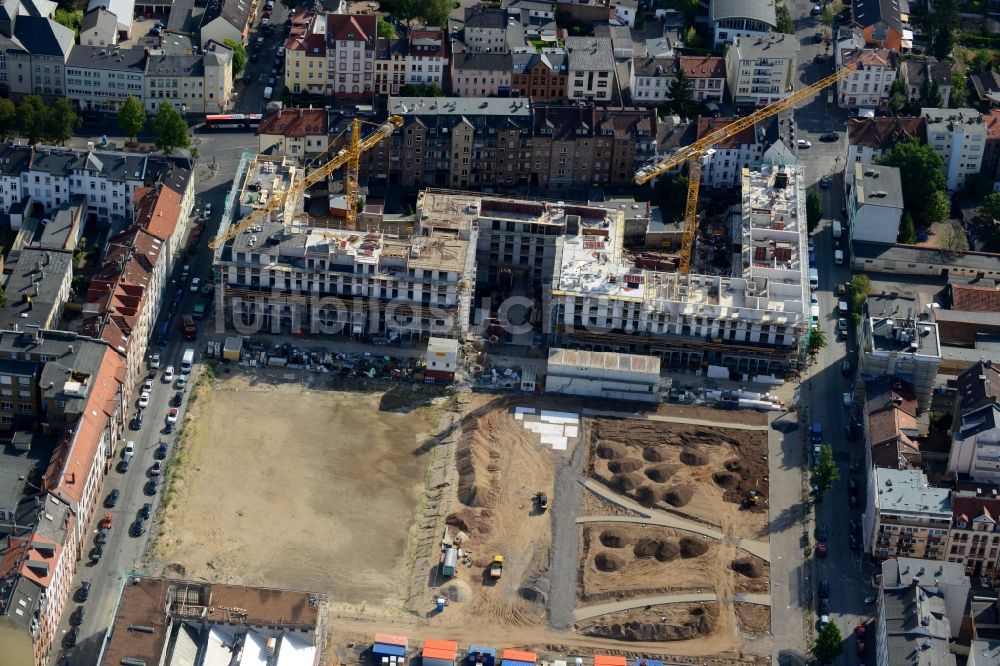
[468,646,496,666]
[374,644,407,660]
[635,660,663,666]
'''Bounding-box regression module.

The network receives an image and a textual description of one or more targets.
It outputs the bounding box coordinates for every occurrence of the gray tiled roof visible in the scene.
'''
[709,0,777,26]
[66,44,147,71]
[201,0,252,30]
[0,247,73,330]
[145,53,205,77]
[565,36,614,72]
[0,144,33,176]
[452,51,512,72]
[464,6,507,29]
[81,6,117,33]
[13,16,74,57]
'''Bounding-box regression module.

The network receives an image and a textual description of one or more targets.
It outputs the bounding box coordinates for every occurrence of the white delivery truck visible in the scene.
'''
[832,220,842,238]
[263,86,273,100]
[181,348,195,373]
[809,267,819,289]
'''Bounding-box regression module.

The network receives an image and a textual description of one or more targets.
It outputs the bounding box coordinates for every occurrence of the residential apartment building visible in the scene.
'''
[144,43,234,115]
[463,5,509,53]
[946,490,1000,581]
[854,0,905,51]
[863,379,920,472]
[376,97,533,190]
[922,108,987,192]
[680,55,726,102]
[947,359,1000,484]
[506,0,557,41]
[726,34,799,107]
[2,14,73,99]
[451,52,512,97]
[837,48,895,110]
[565,36,615,101]
[899,56,953,108]
[0,246,74,333]
[859,291,941,410]
[630,56,674,104]
[709,0,776,48]
[374,37,406,96]
[510,50,567,101]
[327,14,375,97]
[80,6,118,48]
[867,467,950,560]
[0,144,193,225]
[529,105,656,190]
[406,28,447,90]
[64,45,146,115]
[199,0,253,47]
[285,22,327,96]
[846,163,904,245]
[694,116,771,189]
[982,109,1000,182]
[846,117,926,165]
[258,108,329,158]
[970,70,1000,108]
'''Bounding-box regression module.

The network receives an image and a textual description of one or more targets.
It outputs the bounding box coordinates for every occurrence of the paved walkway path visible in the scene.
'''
[580,479,771,562]
[573,593,773,622]
[581,408,770,431]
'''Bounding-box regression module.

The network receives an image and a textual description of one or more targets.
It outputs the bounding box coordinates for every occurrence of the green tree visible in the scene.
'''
[806,190,823,232]
[422,0,451,27]
[812,443,840,494]
[16,95,48,144]
[808,326,827,354]
[920,75,944,109]
[968,48,995,75]
[981,192,1000,221]
[659,0,699,20]
[0,284,6,308]
[151,104,190,153]
[950,74,968,108]
[377,16,396,38]
[683,25,702,49]
[667,68,695,118]
[888,77,908,115]
[380,0,418,22]
[223,39,247,75]
[117,95,146,141]
[877,137,949,225]
[820,6,835,28]
[962,172,994,198]
[849,274,872,326]
[898,212,916,244]
[933,25,954,60]
[652,174,689,223]
[45,98,81,145]
[0,98,15,139]
[812,621,844,663]
[937,223,969,254]
[53,8,83,34]
[399,83,443,96]
[775,4,793,33]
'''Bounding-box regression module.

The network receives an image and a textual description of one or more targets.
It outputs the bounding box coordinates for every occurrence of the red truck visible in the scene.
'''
[181,314,196,341]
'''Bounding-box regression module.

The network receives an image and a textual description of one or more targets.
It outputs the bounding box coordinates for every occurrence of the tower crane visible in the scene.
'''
[208,115,404,249]
[634,66,854,274]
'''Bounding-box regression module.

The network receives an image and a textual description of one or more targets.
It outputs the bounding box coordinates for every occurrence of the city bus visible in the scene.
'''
[202,114,263,130]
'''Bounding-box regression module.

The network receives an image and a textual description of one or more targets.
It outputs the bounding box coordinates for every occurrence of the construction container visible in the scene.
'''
[635,659,664,666]
[593,657,626,666]
[422,639,458,666]
[440,547,458,577]
[468,646,496,666]
[500,650,537,666]
[373,635,407,664]
[223,336,242,361]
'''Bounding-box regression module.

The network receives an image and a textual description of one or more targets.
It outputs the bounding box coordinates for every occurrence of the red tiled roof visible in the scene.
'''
[328,13,374,42]
[847,117,926,149]
[258,108,328,138]
[135,185,182,242]
[843,47,894,69]
[952,495,1000,526]
[951,282,1000,312]
[678,55,724,79]
[984,110,1000,140]
[697,116,756,149]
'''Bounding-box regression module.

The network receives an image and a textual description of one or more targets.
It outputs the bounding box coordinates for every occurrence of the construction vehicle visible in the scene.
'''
[534,491,549,512]
[741,490,761,510]
[633,67,855,274]
[489,555,504,579]
[208,115,404,249]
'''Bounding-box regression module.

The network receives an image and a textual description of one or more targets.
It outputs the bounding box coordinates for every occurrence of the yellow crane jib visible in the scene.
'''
[633,66,855,185]
[208,114,404,249]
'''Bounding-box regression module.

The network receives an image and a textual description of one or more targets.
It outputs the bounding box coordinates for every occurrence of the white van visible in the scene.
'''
[181,348,195,373]
[809,268,819,290]
[832,220,842,239]
[263,86,273,100]
[834,249,844,265]
[810,303,820,325]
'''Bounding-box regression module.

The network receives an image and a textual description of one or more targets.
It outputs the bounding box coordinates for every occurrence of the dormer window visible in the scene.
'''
[959,521,967,529]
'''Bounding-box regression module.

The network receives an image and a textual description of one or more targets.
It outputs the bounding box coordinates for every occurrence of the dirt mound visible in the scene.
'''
[595,552,625,572]
[633,485,660,506]
[713,472,740,490]
[441,580,472,603]
[446,508,493,536]
[609,472,643,493]
[608,458,644,474]
[632,538,679,561]
[582,605,715,641]
[164,562,187,577]
[597,443,627,460]
[680,448,708,466]
[662,484,694,507]
[456,441,490,507]
[518,586,547,604]
[644,464,678,483]
[724,459,745,473]
[731,558,764,578]
[642,446,665,462]
[599,530,628,548]
[680,537,709,558]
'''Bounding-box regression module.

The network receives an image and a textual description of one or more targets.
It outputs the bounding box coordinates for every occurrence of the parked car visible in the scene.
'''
[163,366,175,382]
[855,623,867,639]
[819,598,831,615]
[145,479,158,495]
[849,478,858,496]
[130,520,145,537]
[816,543,828,558]
[142,379,153,393]
[797,139,812,149]
[811,4,821,14]
[156,441,168,459]
[140,503,152,520]
[70,605,85,626]
[171,391,183,407]
[150,461,162,476]
[64,626,79,648]
[100,513,113,529]
[819,578,830,598]
[820,132,839,142]
[167,408,179,424]
[820,176,830,188]
[90,545,103,562]
[96,528,109,544]
[190,277,201,293]
[838,318,848,335]
[105,489,120,507]
[77,581,91,602]
[138,391,150,409]
[857,639,867,656]
[164,421,174,434]
[176,373,187,388]
[131,410,143,430]
[816,523,828,542]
